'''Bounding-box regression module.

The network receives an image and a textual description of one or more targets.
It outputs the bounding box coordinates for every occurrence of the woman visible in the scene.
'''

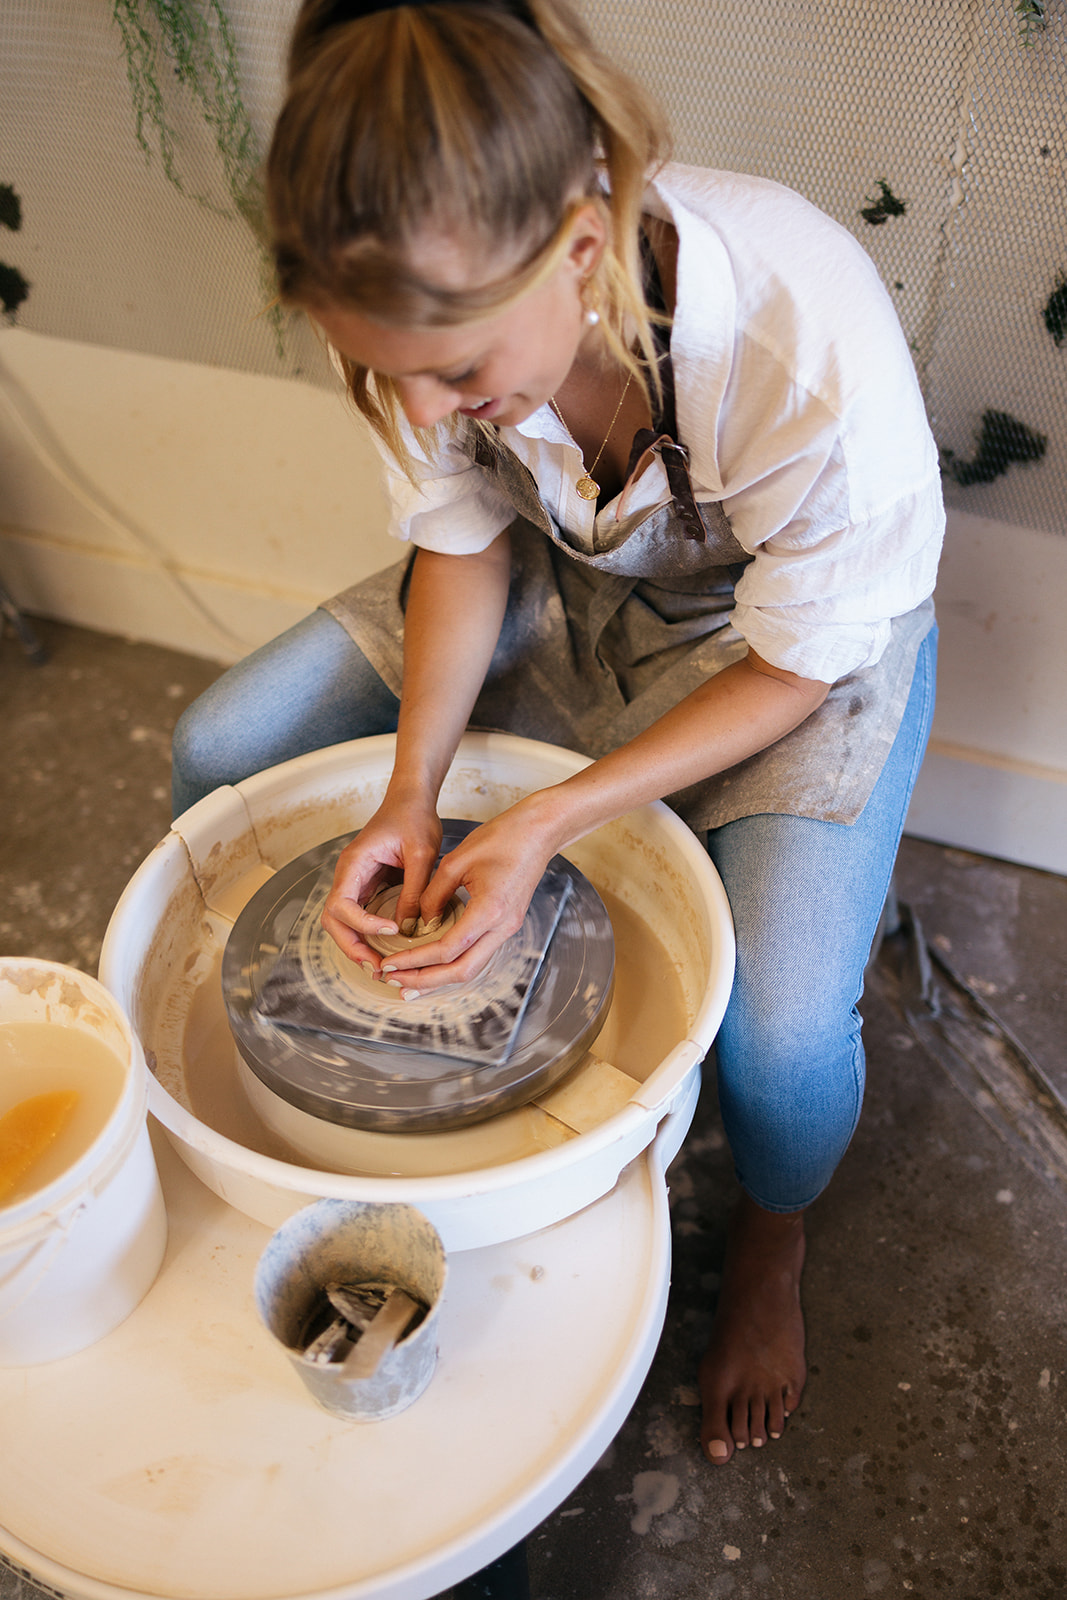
[173,0,943,1465]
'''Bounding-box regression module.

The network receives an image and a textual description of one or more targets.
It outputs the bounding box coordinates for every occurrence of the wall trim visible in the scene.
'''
[0,524,309,665]
[906,743,1067,875]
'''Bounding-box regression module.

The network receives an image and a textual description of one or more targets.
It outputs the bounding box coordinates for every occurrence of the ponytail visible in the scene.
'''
[268,0,670,464]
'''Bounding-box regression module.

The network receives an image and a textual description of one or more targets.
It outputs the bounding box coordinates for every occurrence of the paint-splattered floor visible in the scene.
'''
[3,618,1066,1600]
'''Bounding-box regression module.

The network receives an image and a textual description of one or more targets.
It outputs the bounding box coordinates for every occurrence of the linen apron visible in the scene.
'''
[324,416,934,835]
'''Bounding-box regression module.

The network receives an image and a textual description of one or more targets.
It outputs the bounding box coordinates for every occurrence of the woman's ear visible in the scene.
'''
[564,200,609,283]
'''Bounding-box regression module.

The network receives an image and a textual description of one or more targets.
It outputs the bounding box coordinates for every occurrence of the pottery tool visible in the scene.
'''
[341,1289,421,1380]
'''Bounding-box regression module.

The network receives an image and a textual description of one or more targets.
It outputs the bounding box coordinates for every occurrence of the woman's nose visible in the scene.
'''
[396,375,461,429]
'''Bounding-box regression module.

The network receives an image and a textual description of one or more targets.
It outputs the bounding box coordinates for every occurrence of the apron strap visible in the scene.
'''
[635,230,707,543]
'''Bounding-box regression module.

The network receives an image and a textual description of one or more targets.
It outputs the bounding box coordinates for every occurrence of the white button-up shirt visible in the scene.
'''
[368,164,944,685]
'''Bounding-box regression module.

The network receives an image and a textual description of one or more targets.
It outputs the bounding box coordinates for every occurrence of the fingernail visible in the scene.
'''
[381,964,396,973]
[360,960,374,974]
[401,988,420,1001]
[385,978,402,989]
[399,917,417,936]
[707,1440,729,1460]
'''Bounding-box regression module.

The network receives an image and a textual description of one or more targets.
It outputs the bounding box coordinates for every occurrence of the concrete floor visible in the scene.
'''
[3,616,1067,1600]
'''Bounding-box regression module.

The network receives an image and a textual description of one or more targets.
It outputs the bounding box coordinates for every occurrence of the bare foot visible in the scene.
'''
[698,1192,807,1466]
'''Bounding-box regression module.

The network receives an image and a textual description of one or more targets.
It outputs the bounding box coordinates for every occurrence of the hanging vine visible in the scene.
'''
[1015,0,1048,47]
[111,1,288,352]
[112,0,262,229]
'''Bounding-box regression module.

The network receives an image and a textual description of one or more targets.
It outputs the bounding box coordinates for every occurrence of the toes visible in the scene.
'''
[726,1395,751,1459]
[700,1387,738,1466]
[701,1401,737,1466]
[766,1387,788,1440]
[741,1395,764,1449]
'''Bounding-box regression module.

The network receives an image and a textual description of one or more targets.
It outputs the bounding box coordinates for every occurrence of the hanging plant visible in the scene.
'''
[112,0,262,230]
[1015,0,1048,47]
[111,1,288,351]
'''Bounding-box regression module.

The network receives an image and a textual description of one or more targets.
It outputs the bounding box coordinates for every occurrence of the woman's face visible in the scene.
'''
[310,206,606,431]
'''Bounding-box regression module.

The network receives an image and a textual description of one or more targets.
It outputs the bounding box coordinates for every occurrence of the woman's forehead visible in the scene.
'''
[313,300,495,373]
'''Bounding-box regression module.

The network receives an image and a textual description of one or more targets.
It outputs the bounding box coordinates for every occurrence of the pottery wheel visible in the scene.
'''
[222,823,615,1133]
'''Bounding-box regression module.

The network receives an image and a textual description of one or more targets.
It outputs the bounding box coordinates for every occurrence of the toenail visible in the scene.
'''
[752,1437,765,1448]
[735,1441,746,1449]
[770,1431,782,1439]
[707,1440,729,1460]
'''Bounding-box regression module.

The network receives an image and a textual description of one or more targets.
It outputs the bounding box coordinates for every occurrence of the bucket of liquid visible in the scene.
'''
[0,959,167,1365]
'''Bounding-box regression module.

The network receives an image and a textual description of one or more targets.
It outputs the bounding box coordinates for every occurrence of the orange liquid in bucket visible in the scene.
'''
[0,1022,125,1206]
[0,1091,80,1202]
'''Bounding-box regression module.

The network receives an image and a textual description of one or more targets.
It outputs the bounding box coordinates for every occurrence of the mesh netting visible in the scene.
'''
[2,0,1064,532]
[583,0,1067,535]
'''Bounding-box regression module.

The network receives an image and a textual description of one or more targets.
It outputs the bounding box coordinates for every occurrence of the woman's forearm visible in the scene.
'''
[516,650,830,855]
[386,532,512,802]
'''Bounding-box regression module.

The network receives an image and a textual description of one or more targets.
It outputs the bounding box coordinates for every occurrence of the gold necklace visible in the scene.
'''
[549,374,631,501]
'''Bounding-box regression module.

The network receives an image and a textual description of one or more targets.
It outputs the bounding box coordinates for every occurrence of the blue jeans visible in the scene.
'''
[707,624,937,1211]
[172,609,937,1214]
[171,609,401,819]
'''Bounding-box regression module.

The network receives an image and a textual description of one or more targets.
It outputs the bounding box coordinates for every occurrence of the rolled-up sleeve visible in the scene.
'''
[712,332,944,684]
[371,424,514,555]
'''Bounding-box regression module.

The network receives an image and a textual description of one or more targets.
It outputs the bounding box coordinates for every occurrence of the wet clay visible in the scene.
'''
[363,886,465,959]
[174,884,688,1178]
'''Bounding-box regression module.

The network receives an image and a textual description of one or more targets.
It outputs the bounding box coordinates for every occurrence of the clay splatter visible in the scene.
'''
[860,179,907,226]
[941,410,1047,485]
[0,181,29,316]
[625,1470,680,1535]
[1043,274,1067,345]
[0,183,21,231]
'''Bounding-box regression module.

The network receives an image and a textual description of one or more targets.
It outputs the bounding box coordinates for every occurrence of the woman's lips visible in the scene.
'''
[458,397,500,419]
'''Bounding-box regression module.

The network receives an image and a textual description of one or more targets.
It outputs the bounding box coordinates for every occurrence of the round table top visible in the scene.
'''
[0,1111,678,1600]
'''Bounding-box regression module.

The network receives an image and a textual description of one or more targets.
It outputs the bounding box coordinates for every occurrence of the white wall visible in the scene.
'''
[1,328,1065,874]
[0,328,395,662]
[905,510,1067,874]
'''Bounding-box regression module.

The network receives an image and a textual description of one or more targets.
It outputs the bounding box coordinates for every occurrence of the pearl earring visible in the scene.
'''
[584,306,600,327]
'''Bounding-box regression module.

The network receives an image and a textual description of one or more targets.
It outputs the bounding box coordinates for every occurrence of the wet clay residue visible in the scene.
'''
[173,880,688,1176]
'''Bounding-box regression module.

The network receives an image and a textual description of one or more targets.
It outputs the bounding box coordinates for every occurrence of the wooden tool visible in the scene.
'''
[341,1289,421,1380]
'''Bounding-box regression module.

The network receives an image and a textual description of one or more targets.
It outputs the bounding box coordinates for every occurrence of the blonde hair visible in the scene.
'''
[268,0,670,466]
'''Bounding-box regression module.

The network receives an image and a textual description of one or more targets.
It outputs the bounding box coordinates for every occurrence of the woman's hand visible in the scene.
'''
[356,800,557,993]
[321,532,514,977]
[320,794,443,969]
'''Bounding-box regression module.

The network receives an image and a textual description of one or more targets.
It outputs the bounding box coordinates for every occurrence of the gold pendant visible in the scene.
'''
[575,476,600,501]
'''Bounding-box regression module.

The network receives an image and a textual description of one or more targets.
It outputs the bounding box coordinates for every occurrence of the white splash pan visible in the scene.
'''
[99,732,734,1251]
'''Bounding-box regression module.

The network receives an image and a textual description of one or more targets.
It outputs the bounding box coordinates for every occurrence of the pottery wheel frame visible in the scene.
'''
[222,822,615,1134]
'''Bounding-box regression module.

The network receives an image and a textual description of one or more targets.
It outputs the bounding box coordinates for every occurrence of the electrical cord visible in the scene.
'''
[0,342,252,655]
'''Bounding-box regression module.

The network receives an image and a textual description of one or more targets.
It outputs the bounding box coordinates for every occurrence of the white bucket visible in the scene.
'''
[0,959,168,1366]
